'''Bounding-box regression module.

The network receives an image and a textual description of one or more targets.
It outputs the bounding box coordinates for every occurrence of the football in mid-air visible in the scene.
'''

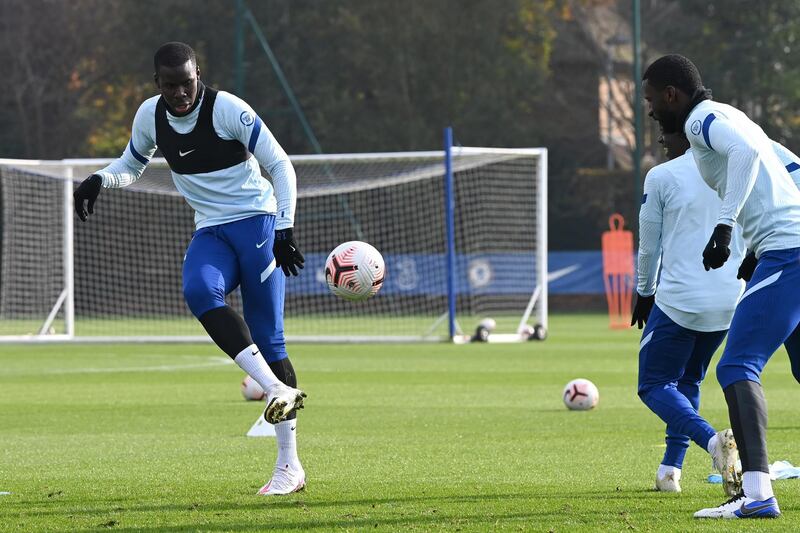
[562,378,599,410]
[241,375,265,401]
[325,241,386,301]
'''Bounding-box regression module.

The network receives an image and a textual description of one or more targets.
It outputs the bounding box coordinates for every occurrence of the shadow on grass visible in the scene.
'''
[63,514,553,533]
[1,487,665,519]
[8,489,791,532]
[67,505,679,533]
[72,495,787,533]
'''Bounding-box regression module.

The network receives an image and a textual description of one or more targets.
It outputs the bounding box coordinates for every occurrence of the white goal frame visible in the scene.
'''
[0,146,547,344]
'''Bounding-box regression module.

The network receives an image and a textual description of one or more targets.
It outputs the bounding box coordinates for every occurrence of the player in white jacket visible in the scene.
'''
[634,126,744,495]
[643,53,800,519]
[73,42,307,496]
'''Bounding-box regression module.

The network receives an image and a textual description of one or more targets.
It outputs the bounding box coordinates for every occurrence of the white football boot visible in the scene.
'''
[258,463,306,496]
[263,383,306,424]
[694,492,781,519]
[710,429,742,496]
[655,468,681,492]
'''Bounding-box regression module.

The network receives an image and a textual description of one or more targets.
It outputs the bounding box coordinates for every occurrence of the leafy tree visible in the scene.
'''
[243,0,560,153]
[642,0,800,148]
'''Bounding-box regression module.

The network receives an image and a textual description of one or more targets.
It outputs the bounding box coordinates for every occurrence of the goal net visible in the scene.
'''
[0,147,546,343]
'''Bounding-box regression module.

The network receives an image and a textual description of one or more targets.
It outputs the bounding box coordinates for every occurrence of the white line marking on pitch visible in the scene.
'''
[5,356,233,376]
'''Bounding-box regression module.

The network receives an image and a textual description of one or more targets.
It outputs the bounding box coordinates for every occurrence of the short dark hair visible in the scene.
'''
[643,54,703,96]
[154,42,196,72]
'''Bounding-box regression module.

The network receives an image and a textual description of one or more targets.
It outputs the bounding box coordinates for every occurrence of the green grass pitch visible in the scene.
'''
[1,314,797,531]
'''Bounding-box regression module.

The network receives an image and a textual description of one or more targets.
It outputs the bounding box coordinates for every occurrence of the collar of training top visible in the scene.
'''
[679,87,713,130]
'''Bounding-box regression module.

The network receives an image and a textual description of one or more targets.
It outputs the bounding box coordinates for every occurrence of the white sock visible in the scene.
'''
[233,345,281,390]
[657,464,681,480]
[743,471,774,500]
[274,418,300,468]
[706,433,718,455]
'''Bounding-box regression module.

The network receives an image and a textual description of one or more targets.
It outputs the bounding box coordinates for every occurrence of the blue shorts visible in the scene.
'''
[182,214,287,362]
[638,304,727,396]
[717,247,800,389]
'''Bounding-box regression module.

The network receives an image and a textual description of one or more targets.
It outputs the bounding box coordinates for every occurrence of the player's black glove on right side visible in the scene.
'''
[631,292,655,329]
[702,224,732,271]
[737,250,758,282]
[74,174,102,221]
[273,228,305,277]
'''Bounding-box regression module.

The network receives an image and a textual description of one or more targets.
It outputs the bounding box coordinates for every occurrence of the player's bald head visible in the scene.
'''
[154,42,197,72]
[643,54,703,97]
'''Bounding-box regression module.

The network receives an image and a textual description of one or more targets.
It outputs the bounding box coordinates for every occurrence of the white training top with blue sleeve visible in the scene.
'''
[94,90,296,230]
[684,100,800,257]
[770,140,800,190]
[637,150,745,331]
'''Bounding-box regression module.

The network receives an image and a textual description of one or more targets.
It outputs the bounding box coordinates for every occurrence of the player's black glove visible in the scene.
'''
[702,224,732,271]
[737,250,758,282]
[73,174,102,221]
[273,228,305,276]
[630,292,655,329]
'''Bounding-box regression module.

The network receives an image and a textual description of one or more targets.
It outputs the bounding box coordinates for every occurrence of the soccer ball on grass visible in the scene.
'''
[241,375,265,401]
[562,378,599,410]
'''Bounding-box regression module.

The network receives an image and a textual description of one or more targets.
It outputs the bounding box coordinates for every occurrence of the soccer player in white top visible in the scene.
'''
[73,42,307,495]
[633,126,744,496]
[644,54,800,519]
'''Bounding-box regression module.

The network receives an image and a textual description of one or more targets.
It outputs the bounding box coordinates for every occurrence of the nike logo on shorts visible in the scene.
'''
[178,149,196,157]
[256,238,268,249]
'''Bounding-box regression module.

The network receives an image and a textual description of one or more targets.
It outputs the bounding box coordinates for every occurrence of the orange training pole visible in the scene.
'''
[601,214,634,329]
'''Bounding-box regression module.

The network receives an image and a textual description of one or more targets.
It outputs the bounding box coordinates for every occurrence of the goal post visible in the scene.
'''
[0,141,547,343]
[443,132,548,343]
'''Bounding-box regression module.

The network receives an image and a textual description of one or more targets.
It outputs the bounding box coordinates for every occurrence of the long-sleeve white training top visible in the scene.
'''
[684,100,800,257]
[637,150,745,332]
[94,90,296,230]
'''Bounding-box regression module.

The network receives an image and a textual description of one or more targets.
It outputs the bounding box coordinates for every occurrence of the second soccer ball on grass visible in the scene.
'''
[241,375,265,401]
[325,241,386,301]
[562,378,599,410]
